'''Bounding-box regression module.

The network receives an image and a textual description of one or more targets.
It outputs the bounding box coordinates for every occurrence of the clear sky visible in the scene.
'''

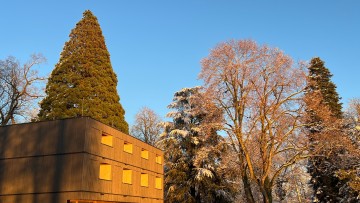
[1,1,359,125]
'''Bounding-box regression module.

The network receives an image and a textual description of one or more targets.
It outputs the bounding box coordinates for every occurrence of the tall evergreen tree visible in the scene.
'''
[306,57,344,202]
[38,10,128,133]
[159,87,235,203]
[307,57,342,119]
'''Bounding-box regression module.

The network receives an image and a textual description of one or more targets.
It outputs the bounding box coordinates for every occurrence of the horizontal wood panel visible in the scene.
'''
[0,117,164,202]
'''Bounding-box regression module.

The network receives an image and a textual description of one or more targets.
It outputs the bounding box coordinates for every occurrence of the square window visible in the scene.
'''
[123,142,133,154]
[101,133,113,147]
[156,155,162,164]
[155,177,162,189]
[140,173,149,187]
[122,169,132,184]
[141,149,149,159]
[99,164,111,180]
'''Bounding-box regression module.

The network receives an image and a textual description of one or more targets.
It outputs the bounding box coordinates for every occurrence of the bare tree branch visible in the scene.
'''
[0,54,46,125]
[199,39,308,202]
[131,106,162,146]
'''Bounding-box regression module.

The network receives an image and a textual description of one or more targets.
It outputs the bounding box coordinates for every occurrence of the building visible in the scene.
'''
[0,117,164,203]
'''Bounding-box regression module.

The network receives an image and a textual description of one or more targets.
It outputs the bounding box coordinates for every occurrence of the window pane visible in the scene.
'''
[101,133,113,146]
[141,173,148,187]
[122,169,132,184]
[141,149,149,159]
[156,155,162,164]
[124,142,133,154]
[155,177,162,189]
[99,164,111,180]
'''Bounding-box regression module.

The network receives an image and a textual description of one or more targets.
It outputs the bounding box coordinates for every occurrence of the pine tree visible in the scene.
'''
[159,87,235,203]
[306,57,344,202]
[38,10,128,134]
[307,57,342,119]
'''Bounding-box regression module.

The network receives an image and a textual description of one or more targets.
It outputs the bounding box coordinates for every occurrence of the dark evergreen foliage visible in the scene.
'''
[38,10,128,133]
[306,57,345,202]
[160,87,235,203]
[307,57,342,119]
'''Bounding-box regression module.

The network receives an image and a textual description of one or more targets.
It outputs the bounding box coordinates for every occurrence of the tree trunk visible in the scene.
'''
[242,174,256,203]
[11,116,16,124]
[261,187,272,203]
[261,178,273,203]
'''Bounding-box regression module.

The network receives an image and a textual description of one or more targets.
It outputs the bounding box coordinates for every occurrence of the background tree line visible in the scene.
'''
[152,40,359,202]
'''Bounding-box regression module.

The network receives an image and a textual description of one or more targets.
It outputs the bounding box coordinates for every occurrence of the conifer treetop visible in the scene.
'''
[308,57,342,118]
[38,10,129,134]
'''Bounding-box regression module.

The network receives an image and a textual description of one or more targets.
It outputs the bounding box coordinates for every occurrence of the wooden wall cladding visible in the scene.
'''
[0,117,164,203]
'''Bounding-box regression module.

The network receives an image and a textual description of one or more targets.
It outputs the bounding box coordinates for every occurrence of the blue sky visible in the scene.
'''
[1,1,359,125]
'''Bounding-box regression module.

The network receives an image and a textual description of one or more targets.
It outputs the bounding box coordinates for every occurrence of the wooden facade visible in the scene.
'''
[0,117,164,203]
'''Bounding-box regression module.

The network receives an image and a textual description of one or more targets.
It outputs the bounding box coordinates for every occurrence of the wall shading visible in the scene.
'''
[0,117,164,203]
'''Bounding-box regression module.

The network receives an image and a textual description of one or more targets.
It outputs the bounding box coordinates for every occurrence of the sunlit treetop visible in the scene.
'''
[38,10,129,134]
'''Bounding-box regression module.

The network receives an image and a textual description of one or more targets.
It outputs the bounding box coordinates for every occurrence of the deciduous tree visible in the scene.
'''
[131,107,162,145]
[0,54,46,125]
[345,98,360,148]
[336,99,360,201]
[38,10,128,133]
[199,39,308,203]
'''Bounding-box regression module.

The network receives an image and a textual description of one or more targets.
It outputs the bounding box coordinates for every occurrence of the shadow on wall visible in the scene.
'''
[0,119,85,203]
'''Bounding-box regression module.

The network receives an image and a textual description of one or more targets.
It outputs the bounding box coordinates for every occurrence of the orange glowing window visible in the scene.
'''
[155,177,162,189]
[140,173,149,187]
[101,133,113,147]
[122,169,132,184]
[141,149,149,159]
[155,155,162,164]
[99,164,111,180]
[123,142,133,154]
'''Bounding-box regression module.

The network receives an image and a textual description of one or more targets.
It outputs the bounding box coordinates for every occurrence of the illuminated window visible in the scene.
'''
[141,149,149,159]
[101,133,113,147]
[155,155,162,164]
[140,173,149,187]
[155,177,162,189]
[123,142,133,154]
[99,164,111,180]
[122,169,132,184]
